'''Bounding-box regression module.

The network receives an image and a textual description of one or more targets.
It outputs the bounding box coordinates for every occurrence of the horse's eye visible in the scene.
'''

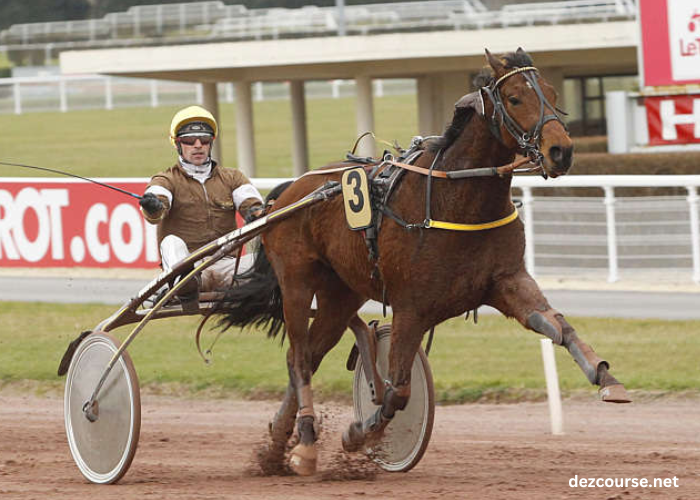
[508,96,521,105]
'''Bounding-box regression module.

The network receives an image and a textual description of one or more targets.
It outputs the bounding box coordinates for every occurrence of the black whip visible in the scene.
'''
[0,160,143,199]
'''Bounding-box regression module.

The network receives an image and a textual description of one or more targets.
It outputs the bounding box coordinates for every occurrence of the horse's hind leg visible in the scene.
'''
[267,305,362,469]
[343,311,426,451]
[485,269,631,403]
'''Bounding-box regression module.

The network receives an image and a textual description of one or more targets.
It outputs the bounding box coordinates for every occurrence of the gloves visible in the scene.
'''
[139,192,163,215]
[243,204,264,223]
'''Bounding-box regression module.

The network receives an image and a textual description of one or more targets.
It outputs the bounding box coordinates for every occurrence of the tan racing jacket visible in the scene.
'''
[141,161,263,252]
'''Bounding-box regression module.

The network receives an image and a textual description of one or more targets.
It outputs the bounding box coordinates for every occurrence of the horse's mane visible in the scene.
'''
[430,51,534,152]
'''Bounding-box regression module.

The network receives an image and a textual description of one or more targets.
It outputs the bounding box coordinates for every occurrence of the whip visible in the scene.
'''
[0,160,143,199]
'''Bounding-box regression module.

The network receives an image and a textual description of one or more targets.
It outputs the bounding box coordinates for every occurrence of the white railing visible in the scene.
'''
[500,0,636,27]
[0,74,415,115]
[0,174,696,281]
[515,175,700,284]
[0,0,636,51]
[251,175,700,284]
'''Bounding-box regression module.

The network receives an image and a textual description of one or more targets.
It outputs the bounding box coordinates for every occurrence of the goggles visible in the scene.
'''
[177,135,214,146]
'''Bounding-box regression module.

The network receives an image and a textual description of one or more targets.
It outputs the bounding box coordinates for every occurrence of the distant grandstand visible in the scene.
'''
[1,0,637,64]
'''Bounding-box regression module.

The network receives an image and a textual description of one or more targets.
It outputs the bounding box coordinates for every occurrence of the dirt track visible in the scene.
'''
[1,392,698,499]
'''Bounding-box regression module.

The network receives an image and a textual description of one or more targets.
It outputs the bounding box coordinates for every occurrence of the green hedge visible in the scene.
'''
[572,135,608,154]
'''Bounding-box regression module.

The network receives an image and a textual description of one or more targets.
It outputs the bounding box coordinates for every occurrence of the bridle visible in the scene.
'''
[481,66,566,170]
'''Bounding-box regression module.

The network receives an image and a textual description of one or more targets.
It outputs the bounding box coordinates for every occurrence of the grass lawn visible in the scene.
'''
[0,95,418,180]
[1,301,699,403]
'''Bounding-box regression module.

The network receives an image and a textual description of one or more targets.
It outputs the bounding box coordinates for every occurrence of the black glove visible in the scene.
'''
[243,204,264,223]
[139,192,163,214]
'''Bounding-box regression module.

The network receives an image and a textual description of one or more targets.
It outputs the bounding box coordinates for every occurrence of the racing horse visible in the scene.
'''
[220,48,631,476]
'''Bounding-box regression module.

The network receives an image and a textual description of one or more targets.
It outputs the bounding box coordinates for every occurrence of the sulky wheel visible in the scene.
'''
[64,332,141,484]
[352,324,435,472]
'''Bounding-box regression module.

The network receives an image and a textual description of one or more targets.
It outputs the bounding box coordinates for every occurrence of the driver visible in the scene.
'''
[139,105,264,311]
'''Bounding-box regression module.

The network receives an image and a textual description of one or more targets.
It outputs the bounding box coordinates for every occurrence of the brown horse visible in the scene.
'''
[220,48,630,476]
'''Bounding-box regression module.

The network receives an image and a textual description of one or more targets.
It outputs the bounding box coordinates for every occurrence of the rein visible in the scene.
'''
[386,155,535,179]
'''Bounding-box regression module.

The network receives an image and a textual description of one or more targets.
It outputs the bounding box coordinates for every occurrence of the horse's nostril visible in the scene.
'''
[550,146,563,164]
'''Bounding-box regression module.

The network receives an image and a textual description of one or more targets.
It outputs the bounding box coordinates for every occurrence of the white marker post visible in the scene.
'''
[540,339,564,435]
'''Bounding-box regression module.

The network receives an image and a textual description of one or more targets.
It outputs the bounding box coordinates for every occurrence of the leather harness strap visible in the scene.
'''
[386,155,534,179]
[298,154,536,181]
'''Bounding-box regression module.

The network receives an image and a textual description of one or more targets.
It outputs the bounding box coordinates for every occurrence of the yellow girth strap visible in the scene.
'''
[426,207,519,231]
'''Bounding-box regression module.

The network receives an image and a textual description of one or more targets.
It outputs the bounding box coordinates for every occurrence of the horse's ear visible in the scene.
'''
[485,48,505,77]
[516,47,527,57]
[455,91,485,116]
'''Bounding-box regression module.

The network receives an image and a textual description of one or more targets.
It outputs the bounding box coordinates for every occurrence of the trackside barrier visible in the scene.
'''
[0,175,699,283]
[513,175,700,284]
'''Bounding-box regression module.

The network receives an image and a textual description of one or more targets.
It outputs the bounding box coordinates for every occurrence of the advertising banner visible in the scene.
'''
[0,179,158,268]
[645,94,700,145]
[639,0,700,87]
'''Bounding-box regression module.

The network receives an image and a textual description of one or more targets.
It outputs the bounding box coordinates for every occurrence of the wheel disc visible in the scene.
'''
[352,325,435,472]
[64,332,140,484]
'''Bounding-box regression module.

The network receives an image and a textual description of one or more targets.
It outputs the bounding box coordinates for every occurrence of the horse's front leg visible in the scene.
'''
[276,284,318,476]
[275,274,365,475]
[343,313,425,451]
[485,269,631,403]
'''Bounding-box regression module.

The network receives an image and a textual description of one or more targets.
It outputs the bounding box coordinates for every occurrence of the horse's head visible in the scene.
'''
[461,48,573,178]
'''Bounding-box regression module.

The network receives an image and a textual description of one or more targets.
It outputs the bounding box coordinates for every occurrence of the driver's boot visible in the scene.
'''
[176,274,201,314]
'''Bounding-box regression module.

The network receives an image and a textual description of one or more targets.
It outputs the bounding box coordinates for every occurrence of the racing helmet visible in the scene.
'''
[169,106,218,147]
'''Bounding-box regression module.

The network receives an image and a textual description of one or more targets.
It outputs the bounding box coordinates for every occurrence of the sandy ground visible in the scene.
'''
[1,391,698,500]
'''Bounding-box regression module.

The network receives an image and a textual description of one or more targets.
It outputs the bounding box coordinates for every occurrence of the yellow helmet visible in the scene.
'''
[169,105,218,146]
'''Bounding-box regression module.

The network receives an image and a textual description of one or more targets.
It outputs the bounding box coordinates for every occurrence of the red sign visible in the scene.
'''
[645,94,700,145]
[0,179,248,268]
[0,179,160,268]
[639,0,700,87]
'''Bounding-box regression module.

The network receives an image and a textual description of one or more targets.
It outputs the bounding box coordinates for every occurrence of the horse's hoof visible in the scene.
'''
[599,384,632,403]
[341,421,365,453]
[289,444,317,476]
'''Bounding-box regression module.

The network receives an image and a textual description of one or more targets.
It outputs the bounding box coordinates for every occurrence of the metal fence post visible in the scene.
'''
[203,2,211,26]
[374,79,384,98]
[179,4,186,34]
[13,82,21,115]
[45,43,54,64]
[603,186,619,283]
[687,186,700,284]
[59,79,68,112]
[105,77,113,110]
[336,0,346,36]
[134,9,140,38]
[156,4,163,35]
[521,186,536,277]
[150,79,158,108]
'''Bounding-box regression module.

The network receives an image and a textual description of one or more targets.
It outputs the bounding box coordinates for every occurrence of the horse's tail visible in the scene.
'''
[217,181,293,339]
